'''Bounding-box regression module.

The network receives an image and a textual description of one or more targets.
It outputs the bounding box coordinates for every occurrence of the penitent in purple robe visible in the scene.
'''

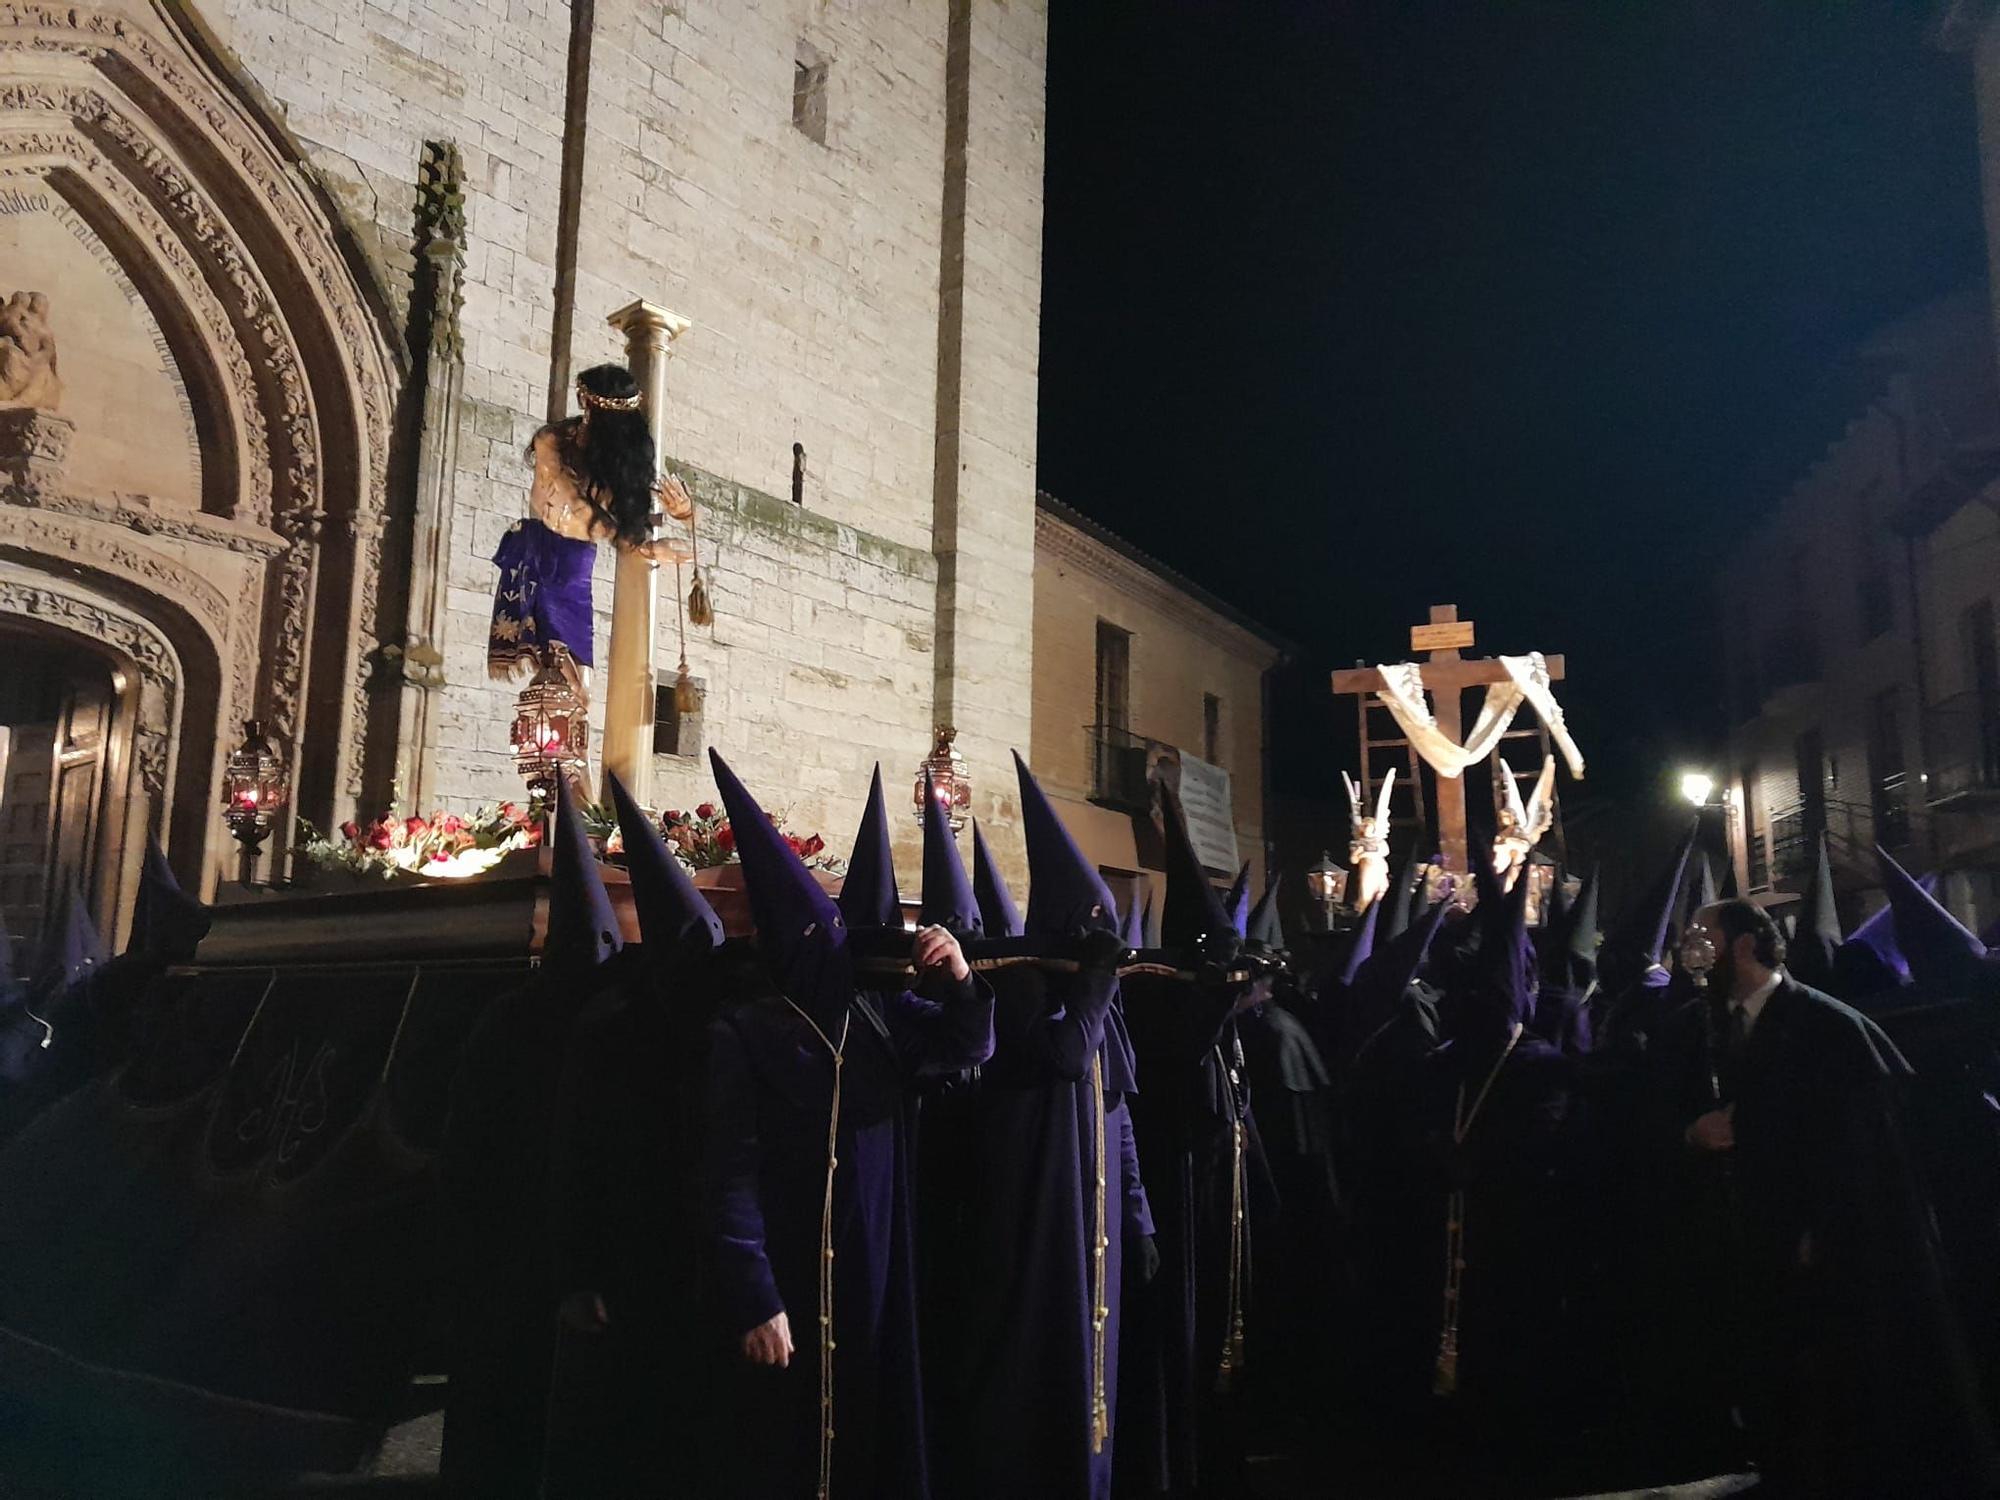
[929,962,1154,1500]
[706,977,994,1500]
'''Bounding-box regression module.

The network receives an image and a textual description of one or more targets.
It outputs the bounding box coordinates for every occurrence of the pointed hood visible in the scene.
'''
[1382,852,1418,942]
[31,878,104,997]
[838,765,902,932]
[1225,864,1252,939]
[1015,752,1118,938]
[609,773,723,959]
[126,836,210,963]
[1567,866,1601,981]
[711,749,852,1020]
[919,771,981,937]
[1838,876,1928,991]
[1604,820,1697,978]
[971,821,1024,939]
[1337,899,1381,988]
[1471,853,1537,1034]
[1876,844,1992,994]
[1353,894,1450,1020]
[1682,852,1719,927]
[543,775,622,973]
[1246,875,1286,957]
[1119,885,1148,951]
[1789,832,1843,989]
[1140,887,1158,949]
[1158,779,1233,952]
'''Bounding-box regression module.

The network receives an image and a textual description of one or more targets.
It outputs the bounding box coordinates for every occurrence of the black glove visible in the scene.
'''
[1073,926,1127,977]
[1128,1232,1161,1286]
[1193,929,1243,979]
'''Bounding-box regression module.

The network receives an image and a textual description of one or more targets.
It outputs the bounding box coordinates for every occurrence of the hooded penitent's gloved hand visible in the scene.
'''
[1128,1232,1161,1286]
[1072,926,1127,976]
[1193,929,1244,989]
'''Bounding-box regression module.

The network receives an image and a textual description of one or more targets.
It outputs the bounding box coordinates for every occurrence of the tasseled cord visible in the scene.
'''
[673,561,701,715]
[687,497,714,628]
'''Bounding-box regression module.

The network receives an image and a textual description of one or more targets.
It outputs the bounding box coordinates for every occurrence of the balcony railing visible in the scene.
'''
[1767,807,1815,888]
[1924,692,2000,805]
[1872,770,1913,850]
[1086,725,1169,814]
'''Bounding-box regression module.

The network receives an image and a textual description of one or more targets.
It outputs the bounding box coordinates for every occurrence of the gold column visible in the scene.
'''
[603,300,690,806]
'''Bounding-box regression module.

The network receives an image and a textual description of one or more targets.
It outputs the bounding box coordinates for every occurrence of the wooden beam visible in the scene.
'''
[1331,654,1565,696]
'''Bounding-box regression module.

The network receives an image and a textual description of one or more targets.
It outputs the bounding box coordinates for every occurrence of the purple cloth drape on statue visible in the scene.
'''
[489,518,596,676]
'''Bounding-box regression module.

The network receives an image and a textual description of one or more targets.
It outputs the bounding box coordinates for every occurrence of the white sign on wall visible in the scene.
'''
[1176,754,1240,875]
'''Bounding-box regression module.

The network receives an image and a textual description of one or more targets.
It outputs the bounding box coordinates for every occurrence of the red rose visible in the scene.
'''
[439,813,467,834]
[664,810,684,825]
[695,802,717,821]
[716,826,736,854]
[404,816,428,839]
[803,834,825,857]
[367,819,396,852]
[339,821,361,843]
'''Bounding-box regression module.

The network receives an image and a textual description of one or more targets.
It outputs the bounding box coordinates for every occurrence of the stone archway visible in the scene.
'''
[0,0,407,911]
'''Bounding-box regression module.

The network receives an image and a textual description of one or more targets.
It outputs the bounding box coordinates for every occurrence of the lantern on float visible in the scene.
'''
[222,719,288,853]
[1305,850,1347,930]
[511,655,588,796]
[913,725,971,834]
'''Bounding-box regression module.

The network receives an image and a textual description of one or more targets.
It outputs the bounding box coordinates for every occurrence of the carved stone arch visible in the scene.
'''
[0,1,410,878]
[0,555,220,938]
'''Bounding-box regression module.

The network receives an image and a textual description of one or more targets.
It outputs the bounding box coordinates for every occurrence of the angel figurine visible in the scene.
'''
[1492,754,1557,891]
[1343,766,1395,913]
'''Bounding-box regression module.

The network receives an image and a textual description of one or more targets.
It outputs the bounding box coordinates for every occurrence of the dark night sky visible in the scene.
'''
[1036,2,1989,814]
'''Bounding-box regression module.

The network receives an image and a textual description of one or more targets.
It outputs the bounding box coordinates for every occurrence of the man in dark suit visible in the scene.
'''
[1671,899,1993,1497]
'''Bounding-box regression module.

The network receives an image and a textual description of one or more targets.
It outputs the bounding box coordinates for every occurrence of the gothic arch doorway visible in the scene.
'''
[1,1,408,926]
[0,625,127,963]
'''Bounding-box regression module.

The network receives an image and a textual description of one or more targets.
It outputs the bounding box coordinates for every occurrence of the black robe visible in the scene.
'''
[926,963,1153,1499]
[540,944,753,1497]
[1654,977,1996,1497]
[1237,996,1342,1444]
[1117,973,1266,1497]
[704,970,993,1500]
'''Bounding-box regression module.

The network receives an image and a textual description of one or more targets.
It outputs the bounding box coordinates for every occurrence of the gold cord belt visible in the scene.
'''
[1214,1051,1248,1396]
[1433,1022,1522,1397]
[1090,1050,1111,1452]
[783,1001,852,1500]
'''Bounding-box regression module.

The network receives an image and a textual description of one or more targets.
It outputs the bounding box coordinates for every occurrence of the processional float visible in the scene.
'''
[1331,604,1584,915]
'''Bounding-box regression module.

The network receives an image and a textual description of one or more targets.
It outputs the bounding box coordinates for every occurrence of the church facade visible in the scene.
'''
[0,0,1051,946]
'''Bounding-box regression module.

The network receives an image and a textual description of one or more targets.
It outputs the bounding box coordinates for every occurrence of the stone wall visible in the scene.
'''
[192,0,1047,873]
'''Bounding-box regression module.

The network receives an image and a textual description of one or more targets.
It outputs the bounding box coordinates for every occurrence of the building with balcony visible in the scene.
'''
[1030,494,1290,927]
[1719,286,2000,928]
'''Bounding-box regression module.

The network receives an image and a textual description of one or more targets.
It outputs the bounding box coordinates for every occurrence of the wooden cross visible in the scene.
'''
[1330,605,1565,880]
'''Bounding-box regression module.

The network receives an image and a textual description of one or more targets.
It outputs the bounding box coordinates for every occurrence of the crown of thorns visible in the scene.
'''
[577,382,642,413]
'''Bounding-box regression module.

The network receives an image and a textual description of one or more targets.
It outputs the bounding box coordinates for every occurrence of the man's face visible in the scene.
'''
[1687,905,1754,996]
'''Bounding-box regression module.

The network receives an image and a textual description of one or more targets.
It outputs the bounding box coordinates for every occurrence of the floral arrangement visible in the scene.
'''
[299,794,841,881]
[296,802,542,881]
[601,800,841,875]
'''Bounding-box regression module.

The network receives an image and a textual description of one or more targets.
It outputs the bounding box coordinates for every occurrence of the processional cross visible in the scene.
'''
[1330,605,1566,881]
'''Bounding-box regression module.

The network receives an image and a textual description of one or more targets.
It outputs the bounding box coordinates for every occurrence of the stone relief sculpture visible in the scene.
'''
[0,291,62,411]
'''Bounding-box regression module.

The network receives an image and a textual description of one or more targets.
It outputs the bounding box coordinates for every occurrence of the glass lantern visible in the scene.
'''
[1305,850,1347,930]
[511,654,589,797]
[913,725,971,834]
[222,719,288,852]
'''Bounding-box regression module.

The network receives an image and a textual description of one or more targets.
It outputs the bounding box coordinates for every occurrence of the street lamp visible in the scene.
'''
[1680,770,1715,807]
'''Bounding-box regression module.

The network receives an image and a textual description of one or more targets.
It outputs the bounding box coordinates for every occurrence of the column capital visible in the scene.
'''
[607,300,692,349]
